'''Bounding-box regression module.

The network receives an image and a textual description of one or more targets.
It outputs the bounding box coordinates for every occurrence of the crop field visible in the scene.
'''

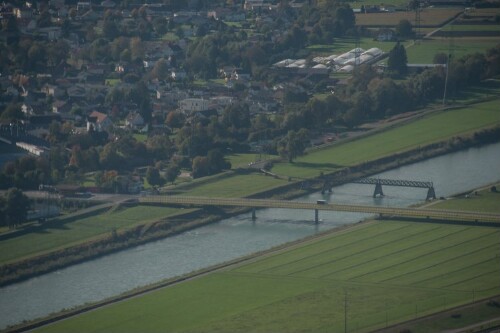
[272,99,500,179]
[355,8,462,27]
[0,205,181,265]
[35,191,500,333]
[441,24,500,32]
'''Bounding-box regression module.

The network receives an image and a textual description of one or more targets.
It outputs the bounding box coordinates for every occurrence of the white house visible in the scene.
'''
[179,98,209,113]
[171,70,187,80]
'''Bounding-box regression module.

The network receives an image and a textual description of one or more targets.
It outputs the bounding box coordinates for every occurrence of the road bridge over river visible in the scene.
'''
[139,196,500,224]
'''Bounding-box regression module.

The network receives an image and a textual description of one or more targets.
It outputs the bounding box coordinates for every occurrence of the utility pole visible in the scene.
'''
[442,53,451,106]
[344,290,348,333]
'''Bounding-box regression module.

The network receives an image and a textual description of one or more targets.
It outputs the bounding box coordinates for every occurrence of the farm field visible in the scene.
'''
[271,99,500,179]
[0,205,182,265]
[405,37,500,63]
[355,8,462,26]
[441,24,500,32]
[34,189,500,333]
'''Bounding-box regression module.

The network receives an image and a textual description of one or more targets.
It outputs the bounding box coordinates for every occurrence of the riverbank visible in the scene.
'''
[15,182,496,332]
[0,127,500,285]
[1,124,499,288]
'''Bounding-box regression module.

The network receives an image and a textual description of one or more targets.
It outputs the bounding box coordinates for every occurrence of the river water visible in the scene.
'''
[1,142,500,329]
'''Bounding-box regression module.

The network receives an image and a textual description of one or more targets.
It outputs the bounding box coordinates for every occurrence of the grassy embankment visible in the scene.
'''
[2,98,499,267]
[0,206,185,266]
[33,186,500,333]
[269,99,500,179]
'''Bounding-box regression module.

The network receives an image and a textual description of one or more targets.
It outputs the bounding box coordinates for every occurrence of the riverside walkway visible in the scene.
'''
[139,196,500,224]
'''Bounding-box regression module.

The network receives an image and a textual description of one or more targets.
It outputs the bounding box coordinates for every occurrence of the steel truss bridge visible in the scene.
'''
[139,196,500,224]
[322,177,436,200]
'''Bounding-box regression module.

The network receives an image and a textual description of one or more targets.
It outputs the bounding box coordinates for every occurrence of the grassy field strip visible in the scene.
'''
[379,230,497,283]
[319,227,456,280]
[348,226,462,280]
[417,254,499,288]
[390,240,500,286]
[272,100,500,178]
[183,173,289,197]
[259,224,435,277]
[445,266,500,289]
[255,224,414,276]
[356,238,498,284]
[0,206,183,265]
[233,222,405,274]
[257,224,413,274]
[285,225,435,278]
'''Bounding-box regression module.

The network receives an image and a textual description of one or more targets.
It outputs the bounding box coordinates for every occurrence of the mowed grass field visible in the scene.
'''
[35,191,500,333]
[406,37,500,63]
[0,205,182,265]
[272,99,500,178]
[355,8,462,26]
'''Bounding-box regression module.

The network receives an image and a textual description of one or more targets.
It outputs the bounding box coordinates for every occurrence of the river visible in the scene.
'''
[1,142,500,330]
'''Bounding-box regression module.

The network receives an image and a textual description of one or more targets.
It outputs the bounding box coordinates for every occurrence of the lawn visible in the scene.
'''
[183,173,289,197]
[226,153,278,169]
[34,192,500,333]
[405,37,500,63]
[0,205,182,265]
[271,99,500,178]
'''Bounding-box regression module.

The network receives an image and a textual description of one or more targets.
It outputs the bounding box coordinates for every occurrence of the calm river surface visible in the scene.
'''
[1,142,500,329]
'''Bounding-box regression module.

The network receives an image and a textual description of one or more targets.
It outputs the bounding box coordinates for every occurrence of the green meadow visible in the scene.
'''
[34,190,500,333]
[0,205,182,265]
[405,37,500,64]
[271,99,500,179]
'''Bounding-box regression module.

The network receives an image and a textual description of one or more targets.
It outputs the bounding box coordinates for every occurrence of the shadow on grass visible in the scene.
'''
[291,161,345,169]
[0,209,105,242]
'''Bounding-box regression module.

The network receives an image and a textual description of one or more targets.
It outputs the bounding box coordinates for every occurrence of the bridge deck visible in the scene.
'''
[352,178,433,188]
[139,196,500,224]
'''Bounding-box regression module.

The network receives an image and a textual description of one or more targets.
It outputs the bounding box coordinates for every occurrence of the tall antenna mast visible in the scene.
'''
[414,0,421,43]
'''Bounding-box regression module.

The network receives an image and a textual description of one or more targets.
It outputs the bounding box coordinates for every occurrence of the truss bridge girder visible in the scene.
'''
[353,178,433,189]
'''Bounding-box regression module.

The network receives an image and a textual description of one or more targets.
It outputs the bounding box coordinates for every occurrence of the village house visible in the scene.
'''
[52,100,72,114]
[125,112,145,130]
[87,110,112,132]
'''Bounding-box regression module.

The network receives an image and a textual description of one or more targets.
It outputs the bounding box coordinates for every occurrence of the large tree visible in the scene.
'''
[278,129,309,162]
[146,167,165,187]
[2,188,30,228]
[387,42,408,75]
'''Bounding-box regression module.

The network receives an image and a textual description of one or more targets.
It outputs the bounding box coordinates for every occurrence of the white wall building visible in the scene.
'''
[179,98,209,113]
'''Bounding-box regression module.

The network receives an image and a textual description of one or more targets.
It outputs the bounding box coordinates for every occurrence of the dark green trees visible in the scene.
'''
[387,42,408,75]
[0,188,31,228]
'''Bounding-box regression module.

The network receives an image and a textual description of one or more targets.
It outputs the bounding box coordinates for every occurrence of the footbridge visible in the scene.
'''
[139,196,500,224]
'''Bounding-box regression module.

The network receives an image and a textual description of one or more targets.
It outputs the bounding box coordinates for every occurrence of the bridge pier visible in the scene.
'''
[251,208,256,220]
[315,209,319,223]
[321,180,333,194]
[373,183,384,198]
[426,187,436,200]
